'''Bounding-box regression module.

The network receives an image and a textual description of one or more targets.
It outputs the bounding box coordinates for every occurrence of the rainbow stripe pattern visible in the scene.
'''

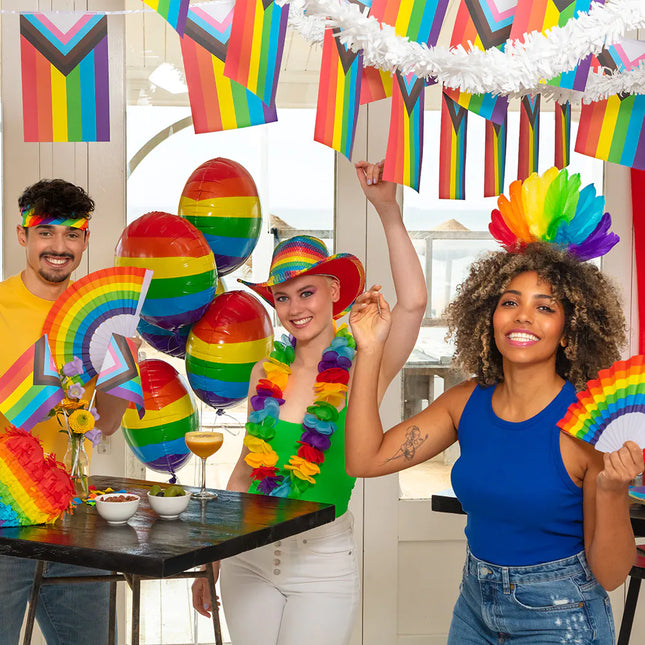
[0,428,74,527]
[360,66,392,104]
[141,0,189,36]
[439,92,468,200]
[178,158,262,277]
[223,0,289,107]
[557,355,645,452]
[185,291,273,409]
[22,208,89,230]
[489,166,619,261]
[0,336,64,432]
[575,93,645,171]
[555,101,571,169]
[518,94,540,180]
[115,212,217,331]
[314,27,363,160]
[180,2,277,134]
[511,0,604,91]
[597,38,645,73]
[371,0,449,190]
[121,359,196,476]
[484,117,507,197]
[20,12,109,142]
[42,267,153,383]
[96,334,144,419]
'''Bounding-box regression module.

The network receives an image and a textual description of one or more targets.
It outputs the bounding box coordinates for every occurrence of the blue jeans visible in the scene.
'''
[448,549,615,644]
[0,554,112,645]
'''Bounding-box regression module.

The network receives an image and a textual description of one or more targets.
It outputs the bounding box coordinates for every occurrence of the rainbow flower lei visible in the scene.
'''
[244,324,356,498]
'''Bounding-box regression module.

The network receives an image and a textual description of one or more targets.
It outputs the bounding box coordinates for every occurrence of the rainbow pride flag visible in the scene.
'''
[0,336,64,432]
[439,92,468,200]
[314,28,363,160]
[555,101,571,169]
[141,0,189,36]
[224,0,289,107]
[96,334,144,419]
[511,0,604,91]
[484,117,507,197]
[596,38,645,73]
[360,66,392,104]
[575,94,645,170]
[518,94,540,180]
[20,12,109,142]
[180,2,277,134]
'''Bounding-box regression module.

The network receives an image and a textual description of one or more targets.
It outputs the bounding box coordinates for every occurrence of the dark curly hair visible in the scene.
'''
[444,243,626,391]
[18,179,94,222]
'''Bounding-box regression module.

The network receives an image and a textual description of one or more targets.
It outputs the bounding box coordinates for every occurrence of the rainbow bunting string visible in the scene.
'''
[555,101,571,169]
[223,0,289,107]
[314,28,363,160]
[20,12,109,142]
[0,336,64,432]
[439,92,468,200]
[141,0,190,36]
[575,94,645,171]
[360,66,392,104]
[518,95,540,180]
[484,117,507,197]
[180,3,277,134]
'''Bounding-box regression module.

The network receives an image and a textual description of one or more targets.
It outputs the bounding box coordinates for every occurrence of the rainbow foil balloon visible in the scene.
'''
[121,359,197,478]
[185,291,273,409]
[137,318,190,359]
[178,158,262,276]
[0,428,74,527]
[115,212,217,331]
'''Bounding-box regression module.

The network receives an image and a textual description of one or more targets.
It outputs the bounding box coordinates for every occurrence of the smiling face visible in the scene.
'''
[492,271,566,369]
[271,273,340,342]
[17,223,89,291]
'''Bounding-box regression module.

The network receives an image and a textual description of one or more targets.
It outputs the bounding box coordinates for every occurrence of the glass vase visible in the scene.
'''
[63,433,89,497]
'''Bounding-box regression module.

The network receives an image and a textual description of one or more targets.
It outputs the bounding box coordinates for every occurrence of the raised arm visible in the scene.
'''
[346,291,464,478]
[355,161,427,396]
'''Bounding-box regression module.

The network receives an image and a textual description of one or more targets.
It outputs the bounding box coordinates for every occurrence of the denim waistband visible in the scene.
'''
[466,548,593,592]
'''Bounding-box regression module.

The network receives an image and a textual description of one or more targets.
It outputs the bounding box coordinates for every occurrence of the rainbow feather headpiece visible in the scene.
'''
[489,167,619,261]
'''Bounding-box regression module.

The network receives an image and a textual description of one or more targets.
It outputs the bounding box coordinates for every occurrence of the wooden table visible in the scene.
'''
[0,475,335,645]
[431,488,645,536]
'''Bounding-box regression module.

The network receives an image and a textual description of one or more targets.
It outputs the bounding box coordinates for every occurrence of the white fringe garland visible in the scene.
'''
[281,0,645,104]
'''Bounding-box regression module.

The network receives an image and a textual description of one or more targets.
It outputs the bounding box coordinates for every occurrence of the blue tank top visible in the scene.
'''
[451,381,583,566]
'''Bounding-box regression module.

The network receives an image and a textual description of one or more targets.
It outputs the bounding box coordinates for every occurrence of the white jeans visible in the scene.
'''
[220,512,359,645]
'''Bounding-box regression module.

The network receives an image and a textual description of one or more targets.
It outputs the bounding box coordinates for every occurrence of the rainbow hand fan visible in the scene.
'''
[558,355,645,452]
[42,267,153,383]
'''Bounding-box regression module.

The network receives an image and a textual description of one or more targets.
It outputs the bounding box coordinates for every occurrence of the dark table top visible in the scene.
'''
[0,476,335,578]
[431,489,645,537]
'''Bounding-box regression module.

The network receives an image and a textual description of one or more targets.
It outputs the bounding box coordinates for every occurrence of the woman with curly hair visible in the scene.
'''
[346,167,644,644]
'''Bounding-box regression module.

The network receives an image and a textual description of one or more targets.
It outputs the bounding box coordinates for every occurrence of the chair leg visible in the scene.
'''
[22,561,45,645]
[108,572,117,644]
[618,576,642,645]
[131,575,141,645]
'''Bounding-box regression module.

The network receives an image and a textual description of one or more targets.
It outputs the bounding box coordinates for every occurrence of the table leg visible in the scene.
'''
[618,576,642,645]
[22,560,45,645]
[131,575,141,645]
[109,572,117,644]
[206,565,223,645]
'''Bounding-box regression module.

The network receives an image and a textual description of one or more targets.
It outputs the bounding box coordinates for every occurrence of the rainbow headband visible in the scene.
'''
[489,167,619,261]
[21,207,89,231]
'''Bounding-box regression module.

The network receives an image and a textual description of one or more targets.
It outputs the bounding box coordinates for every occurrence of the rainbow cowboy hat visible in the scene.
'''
[239,235,365,319]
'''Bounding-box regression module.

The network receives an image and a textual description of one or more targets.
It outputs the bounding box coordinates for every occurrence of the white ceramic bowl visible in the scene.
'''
[95,493,140,525]
[147,491,191,520]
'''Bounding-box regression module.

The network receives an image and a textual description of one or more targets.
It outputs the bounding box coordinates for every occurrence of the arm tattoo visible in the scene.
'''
[385,425,428,463]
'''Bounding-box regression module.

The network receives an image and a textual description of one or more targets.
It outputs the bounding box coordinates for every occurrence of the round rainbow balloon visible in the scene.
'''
[115,212,217,331]
[185,291,273,409]
[137,319,190,359]
[178,158,262,276]
[121,359,198,477]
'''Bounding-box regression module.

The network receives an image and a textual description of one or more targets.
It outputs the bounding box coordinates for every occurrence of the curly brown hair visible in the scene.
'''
[444,243,626,390]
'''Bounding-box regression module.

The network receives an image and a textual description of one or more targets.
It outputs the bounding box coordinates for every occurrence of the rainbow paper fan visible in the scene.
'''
[557,355,645,452]
[0,427,74,526]
[42,267,153,383]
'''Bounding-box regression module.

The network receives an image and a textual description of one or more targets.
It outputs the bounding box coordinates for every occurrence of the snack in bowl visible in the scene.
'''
[95,492,140,525]
[147,486,190,520]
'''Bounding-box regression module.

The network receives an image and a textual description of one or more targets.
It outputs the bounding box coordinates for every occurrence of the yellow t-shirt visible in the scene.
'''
[0,274,94,461]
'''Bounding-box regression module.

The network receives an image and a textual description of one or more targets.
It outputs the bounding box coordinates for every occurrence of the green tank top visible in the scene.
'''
[248,407,355,517]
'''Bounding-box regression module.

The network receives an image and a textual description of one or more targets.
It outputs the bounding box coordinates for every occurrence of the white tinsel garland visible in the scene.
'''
[281,0,645,103]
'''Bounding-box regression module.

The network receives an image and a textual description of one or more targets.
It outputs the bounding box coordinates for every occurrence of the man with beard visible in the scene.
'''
[0,179,129,644]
